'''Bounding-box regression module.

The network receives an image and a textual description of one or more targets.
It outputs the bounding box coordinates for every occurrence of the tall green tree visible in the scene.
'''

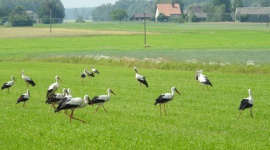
[110,9,128,21]
[260,0,270,6]
[212,0,231,13]
[0,0,65,24]
[231,0,243,12]
[9,6,33,26]
[37,0,65,24]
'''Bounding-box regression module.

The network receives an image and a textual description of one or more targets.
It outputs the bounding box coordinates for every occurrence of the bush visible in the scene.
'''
[11,19,33,26]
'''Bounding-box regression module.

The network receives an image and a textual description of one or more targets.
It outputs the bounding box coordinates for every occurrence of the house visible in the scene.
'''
[186,5,207,22]
[155,3,181,21]
[235,7,270,22]
[132,13,153,21]
[26,11,39,23]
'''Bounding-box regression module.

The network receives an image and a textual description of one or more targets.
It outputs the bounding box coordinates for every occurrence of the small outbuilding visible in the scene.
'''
[235,7,270,22]
[186,5,207,22]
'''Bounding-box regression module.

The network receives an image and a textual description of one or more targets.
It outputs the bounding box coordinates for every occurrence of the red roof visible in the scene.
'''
[156,3,181,17]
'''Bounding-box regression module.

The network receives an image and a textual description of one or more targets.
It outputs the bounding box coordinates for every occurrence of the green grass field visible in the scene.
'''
[0,22,270,149]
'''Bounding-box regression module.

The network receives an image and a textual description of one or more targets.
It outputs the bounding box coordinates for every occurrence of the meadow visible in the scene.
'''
[0,22,270,149]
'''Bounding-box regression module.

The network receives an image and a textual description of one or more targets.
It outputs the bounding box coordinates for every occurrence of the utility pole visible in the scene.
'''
[50,8,52,33]
[46,0,52,33]
[143,13,150,47]
[144,13,146,46]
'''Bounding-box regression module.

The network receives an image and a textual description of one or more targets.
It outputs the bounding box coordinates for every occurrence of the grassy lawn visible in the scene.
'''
[1,22,270,66]
[0,22,270,149]
[0,62,269,149]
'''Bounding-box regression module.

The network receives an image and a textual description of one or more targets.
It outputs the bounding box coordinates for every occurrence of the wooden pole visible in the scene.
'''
[144,13,146,46]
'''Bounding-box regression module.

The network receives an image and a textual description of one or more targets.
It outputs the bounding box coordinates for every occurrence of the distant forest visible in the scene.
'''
[64,0,270,20]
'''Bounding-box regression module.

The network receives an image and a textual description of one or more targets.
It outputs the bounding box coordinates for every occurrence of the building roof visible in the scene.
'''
[156,3,181,17]
[188,5,207,18]
[189,5,203,13]
[236,7,270,15]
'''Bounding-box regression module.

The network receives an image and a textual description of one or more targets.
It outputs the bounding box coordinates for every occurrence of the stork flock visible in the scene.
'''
[1,66,253,123]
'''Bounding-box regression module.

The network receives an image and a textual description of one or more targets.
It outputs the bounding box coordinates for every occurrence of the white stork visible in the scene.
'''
[154,87,181,116]
[238,89,253,119]
[21,70,36,87]
[17,89,30,108]
[85,68,95,78]
[46,76,62,98]
[89,88,115,113]
[195,70,213,89]
[55,95,91,123]
[66,88,72,99]
[91,65,100,74]
[46,88,68,109]
[1,76,15,92]
[134,67,148,88]
[56,88,72,115]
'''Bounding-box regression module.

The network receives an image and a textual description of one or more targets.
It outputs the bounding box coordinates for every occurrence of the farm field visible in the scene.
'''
[0,22,270,149]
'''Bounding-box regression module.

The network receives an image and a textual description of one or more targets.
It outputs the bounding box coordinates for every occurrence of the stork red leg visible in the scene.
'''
[250,108,253,118]
[69,110,85,123]
[69,110,73,123]
[102,105,108,113]
[238,110,243,119]
[95,105,101,113]
[160,104,162,117]
[164,104,167,115]
[64,110,69,116]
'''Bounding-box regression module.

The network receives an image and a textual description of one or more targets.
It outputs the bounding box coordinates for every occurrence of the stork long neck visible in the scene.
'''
[248,90,252,99]
[171,89,175,96]
[55,79,59,86]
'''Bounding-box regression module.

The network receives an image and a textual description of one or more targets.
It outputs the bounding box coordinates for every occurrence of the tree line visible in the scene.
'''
[0,0,64,26]
[1,0,269,26]
[68,0,270,22]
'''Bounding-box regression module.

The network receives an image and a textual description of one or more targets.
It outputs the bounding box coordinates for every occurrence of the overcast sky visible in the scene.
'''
[60,0,118,8]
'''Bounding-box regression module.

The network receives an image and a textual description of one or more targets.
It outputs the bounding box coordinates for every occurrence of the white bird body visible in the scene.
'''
[1,76,15,92]
[84,69,95,78]
[160,93,174,100]
[134,67,148,88]
[17,89,30,108]
[21,71,35,86]
[91,66,99,74]
[55,95,91,123]
[46,76,61,98]
[65,97,88,108]
[89,88,115,113]
[195,70,213,88]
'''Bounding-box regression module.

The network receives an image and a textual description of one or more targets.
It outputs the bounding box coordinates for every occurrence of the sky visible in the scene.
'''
[60,0,118,8]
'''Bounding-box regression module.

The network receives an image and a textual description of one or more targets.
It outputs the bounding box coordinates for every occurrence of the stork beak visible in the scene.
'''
[176,89,181,95]
[58,77,62,82]
[88,100,94,106]
[111,90,116,95]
